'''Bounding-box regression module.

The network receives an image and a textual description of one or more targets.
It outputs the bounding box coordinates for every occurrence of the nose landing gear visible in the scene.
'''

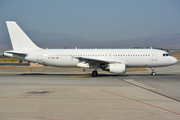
[151,67,156,76]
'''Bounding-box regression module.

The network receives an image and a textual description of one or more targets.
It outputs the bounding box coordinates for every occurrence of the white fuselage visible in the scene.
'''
[4,48,177,68]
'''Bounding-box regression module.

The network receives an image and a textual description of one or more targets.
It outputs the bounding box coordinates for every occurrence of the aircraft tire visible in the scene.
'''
[19,60,22,63]
[92,71,98,77]
[151,72,156,76]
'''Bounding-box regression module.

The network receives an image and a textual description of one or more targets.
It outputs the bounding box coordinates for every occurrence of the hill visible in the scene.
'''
[0,30,180,50]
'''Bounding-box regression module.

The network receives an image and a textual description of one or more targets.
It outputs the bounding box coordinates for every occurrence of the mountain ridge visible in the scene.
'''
[0,29,180,50]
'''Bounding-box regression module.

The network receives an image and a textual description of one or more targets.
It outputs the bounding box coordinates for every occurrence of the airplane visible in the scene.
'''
[3,21,177,76]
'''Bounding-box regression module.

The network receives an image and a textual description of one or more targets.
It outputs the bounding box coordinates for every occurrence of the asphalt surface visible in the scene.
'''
[0,61,180,120]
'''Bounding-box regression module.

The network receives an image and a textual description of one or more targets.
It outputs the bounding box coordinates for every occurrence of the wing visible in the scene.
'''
[76,57,108,63]
[74,56,125,69]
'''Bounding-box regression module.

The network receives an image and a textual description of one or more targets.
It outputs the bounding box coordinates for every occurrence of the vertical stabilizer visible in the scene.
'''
[6,21,40,50]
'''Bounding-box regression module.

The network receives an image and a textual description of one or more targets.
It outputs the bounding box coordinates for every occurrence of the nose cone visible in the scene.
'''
[172,57,178,65]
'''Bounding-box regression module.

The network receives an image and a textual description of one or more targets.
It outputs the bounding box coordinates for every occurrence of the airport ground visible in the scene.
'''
[0,55,180,120]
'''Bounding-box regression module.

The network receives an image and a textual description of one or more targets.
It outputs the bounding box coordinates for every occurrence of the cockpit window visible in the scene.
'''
[163,53,171,57]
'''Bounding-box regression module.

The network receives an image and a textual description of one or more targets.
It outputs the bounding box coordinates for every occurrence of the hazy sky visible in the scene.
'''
[0,0,180,41]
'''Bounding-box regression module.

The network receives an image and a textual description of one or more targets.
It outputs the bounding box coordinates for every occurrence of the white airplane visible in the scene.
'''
[3,21,177,76]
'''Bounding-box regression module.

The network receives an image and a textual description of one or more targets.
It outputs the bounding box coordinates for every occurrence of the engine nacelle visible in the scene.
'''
[109,63,126,73]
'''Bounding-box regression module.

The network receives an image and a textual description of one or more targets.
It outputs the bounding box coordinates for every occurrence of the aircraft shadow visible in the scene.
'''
[19,73,177,77]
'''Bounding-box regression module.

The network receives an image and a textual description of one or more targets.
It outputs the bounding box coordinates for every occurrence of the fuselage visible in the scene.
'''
[4,48,177,68]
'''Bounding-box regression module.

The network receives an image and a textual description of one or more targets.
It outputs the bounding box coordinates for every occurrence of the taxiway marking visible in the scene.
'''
[101,89,180,116]
[0,96,10,99]
[68,75,92,77]
[124,79,156,90]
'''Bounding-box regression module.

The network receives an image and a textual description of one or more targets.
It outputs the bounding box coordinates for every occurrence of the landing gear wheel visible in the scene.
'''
[151,72,156,76]
[92,71,98,77]
[150,67,156,76]
[19,60,22,63]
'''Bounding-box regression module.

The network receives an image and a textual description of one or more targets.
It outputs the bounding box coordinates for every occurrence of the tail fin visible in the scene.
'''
[6,21,40,50]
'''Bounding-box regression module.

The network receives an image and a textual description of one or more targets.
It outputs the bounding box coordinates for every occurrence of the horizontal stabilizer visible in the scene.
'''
[4,51,27,55]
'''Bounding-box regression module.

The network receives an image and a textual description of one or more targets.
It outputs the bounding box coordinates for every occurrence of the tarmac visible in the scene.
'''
[0,61,180,120]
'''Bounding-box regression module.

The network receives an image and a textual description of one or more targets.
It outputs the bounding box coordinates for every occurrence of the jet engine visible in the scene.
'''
[109,63,126,73]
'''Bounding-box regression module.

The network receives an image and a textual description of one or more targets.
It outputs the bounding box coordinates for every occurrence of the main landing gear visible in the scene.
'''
[92,66,99,77]
[92,71,98,77]
[151,67,156,76]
